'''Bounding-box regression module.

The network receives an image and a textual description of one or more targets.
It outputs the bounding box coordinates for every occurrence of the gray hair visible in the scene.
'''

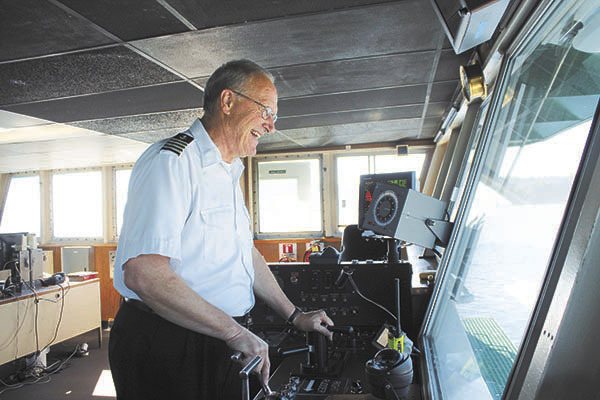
[202,59,274,118]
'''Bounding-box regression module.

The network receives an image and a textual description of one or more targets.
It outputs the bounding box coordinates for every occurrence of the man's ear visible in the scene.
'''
[220,89,234,116]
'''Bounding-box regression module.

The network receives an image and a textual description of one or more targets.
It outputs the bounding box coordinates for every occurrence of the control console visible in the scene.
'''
[252,261,414,337]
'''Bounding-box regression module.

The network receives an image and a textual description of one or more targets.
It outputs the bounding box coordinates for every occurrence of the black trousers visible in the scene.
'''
[109,300,254,400]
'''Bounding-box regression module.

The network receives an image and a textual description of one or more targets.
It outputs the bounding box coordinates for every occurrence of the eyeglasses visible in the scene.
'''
[229,89,278,123]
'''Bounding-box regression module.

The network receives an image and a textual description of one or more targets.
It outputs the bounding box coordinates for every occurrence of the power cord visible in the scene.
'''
[0,343,81,396]
[339,270,397,322]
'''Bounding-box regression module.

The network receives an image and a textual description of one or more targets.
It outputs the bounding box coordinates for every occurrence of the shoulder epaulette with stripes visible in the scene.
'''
[161,133,194,156]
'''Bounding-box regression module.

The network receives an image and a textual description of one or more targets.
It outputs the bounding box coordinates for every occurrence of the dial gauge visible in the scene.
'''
[373,190,398,226]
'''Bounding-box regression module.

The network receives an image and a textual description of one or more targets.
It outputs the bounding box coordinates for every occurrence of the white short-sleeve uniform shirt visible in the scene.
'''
[113,119,255,316]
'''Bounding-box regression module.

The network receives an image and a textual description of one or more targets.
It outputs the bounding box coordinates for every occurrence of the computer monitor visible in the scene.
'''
[0,233,27,283]
[358,172,417,229]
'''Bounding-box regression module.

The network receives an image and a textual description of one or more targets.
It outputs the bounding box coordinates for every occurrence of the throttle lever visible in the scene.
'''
[323,323,354,335]
[231,352,263,400]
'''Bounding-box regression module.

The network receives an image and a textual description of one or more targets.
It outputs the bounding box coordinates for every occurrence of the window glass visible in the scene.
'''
[424,1,600,399]
[115,169,132,237]
[336,156,369,227]
[257,159,322,233]
[0,175,40,237]
[449,102,490,221]
[374,153,426,181]
[336,153,427,228]
[52,171,103,238]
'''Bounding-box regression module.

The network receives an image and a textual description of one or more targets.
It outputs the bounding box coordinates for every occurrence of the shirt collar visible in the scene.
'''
[190,118,244,178]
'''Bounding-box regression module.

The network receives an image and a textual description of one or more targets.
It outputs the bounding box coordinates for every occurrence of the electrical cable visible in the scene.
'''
[39,283,67,355]
[0,344,80,395]
[346,274,397,322]
[14,266,41,354]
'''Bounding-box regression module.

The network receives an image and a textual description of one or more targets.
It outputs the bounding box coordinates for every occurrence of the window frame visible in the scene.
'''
[252,153,325,239]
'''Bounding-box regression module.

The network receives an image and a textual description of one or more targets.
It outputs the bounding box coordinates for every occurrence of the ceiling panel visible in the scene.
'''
[430,81,460,103]
[0,133,148,173]
[167,0,394,30]
[0,0,115,62]
[278,85,427,118]
[425,102,451,119]
[0,0,477,172]
[269,52,438,99]
[0,110,50,130]
[132,1,440,78]
[4,82,203,123]
[0,123,100,145]
[0,46,182,105]
[58,0,189,41]
[70,109,200,136]
[115,128,186,144]
[435,49,472,81]
[276,105,424,130]
[193,51,440,99]
[266,118,424,146]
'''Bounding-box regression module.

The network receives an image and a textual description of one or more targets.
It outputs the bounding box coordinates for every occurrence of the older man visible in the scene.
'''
[109,59,333,399]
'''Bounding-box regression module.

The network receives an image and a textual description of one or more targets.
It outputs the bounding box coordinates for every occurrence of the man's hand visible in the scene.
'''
[292,309,334,341]
[225,326,271,386]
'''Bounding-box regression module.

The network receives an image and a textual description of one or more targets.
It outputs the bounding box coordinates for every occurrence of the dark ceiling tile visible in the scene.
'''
[0,46,182,105]
[425,102,451,118]
[435,49,472,81]
[419,117,440,139]
[276,105,423,130]
[116,128,185,144]
[70,109,200,135]
[260,118,425,151]
[58,0,189,41]
[271,53,436,98]
[0,0,115,62]
[133,1,441,78]
[167,0,396,30]
[430,81,460,103]
[192,52,437,98]
[278,85,427,117]
[3,82,203,123]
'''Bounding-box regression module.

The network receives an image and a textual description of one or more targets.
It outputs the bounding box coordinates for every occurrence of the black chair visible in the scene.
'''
[339,225,390,262]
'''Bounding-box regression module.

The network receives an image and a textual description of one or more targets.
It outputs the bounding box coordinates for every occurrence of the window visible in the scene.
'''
[373,153,426,177]
[114,168,132,237]
[448,101,490,221]
[0,175,40,237]
[336,152,427,228]
[336,156,370,228]
[423,0,600,399]
[52,170,103,239]
[255,157,322,234]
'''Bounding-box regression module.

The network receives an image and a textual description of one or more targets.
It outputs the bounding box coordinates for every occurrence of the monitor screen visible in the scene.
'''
[0,233,26,272]
[358,172,416,229]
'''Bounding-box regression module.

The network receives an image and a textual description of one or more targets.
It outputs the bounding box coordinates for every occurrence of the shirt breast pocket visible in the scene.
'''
[199,206,236,266]
[200,206,235,230]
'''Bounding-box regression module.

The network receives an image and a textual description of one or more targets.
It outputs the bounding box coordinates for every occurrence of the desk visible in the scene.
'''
[0,279,101,366]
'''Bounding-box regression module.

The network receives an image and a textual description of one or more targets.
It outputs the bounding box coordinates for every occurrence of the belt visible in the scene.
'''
[126,299,252,327]
[125,298,154,314]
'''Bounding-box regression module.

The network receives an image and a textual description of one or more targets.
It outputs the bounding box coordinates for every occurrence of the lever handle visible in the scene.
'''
[278,345,310,357]
[239,355,262,378]
[324,324,354,335]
